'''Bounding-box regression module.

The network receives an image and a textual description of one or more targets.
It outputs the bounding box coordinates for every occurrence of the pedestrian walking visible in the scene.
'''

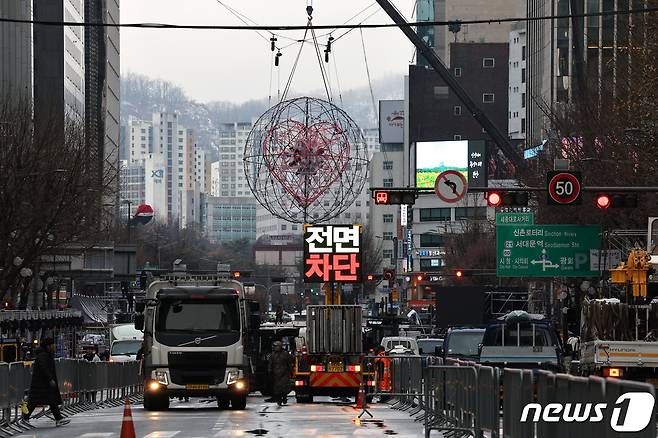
[22,338,70,426]
[275,304,284,325]
[268,341,291,406]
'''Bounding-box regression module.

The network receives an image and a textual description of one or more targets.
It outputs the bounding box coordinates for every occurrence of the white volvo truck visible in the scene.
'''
[135,274,258,411]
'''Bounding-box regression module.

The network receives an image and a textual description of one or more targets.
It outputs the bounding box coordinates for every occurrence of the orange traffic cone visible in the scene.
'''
[355,385,369,410]
[120,398,136,438]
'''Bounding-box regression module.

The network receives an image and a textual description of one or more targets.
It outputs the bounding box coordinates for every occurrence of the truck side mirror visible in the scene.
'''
[135,301,146,313]
[134,314,144,331]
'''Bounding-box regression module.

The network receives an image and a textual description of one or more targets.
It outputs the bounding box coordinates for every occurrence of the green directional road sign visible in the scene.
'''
[496,224,602,277]
[495,212,534,226]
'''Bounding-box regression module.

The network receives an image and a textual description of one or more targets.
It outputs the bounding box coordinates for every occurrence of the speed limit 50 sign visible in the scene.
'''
[547,171,582,205]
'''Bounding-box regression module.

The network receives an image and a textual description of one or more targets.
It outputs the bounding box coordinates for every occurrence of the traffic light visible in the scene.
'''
[454,270,464,278]
[383,269,396,281]
[366,274,383,282]
[595,193,638,209]
[232,271,241,278]
[416,274,424,282]
[486,191,529,208]
[374,189,416,205]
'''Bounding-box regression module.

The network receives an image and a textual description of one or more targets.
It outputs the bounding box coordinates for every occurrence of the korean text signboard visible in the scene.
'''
[304,224,362,283]
[467,140,487,188]
[495,212,534,226]
[496,225,601,277]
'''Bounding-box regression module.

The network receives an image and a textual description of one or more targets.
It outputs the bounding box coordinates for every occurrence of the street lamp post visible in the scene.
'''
[122,200,132,242]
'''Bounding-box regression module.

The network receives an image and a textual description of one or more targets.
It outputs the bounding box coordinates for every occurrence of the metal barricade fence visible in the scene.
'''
[0,359,143,435]
[392,360,658,438]
[422,365,479,438]
[502,368,534,438]
[604,378,657,438]
[476,365,500,438]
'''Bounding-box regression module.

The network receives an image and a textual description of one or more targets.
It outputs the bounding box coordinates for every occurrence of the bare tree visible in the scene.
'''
[518,8,658,228]
[0,98,117,306]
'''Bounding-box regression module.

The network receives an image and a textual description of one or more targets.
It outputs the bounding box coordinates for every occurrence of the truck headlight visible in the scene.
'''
[153,371,168,385]
[227,370,240,385]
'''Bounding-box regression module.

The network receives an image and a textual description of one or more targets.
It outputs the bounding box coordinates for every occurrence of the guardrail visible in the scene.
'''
[0,359,141,436]
[379,356,658,438]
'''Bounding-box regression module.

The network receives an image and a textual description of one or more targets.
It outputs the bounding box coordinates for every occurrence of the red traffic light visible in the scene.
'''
[374,190,389,205]
[416,274,424,282]
[596,194,611,209]
[232,271,241,278]
[486,192,502,208]
[366,274,375,281]
[455,270,463,278]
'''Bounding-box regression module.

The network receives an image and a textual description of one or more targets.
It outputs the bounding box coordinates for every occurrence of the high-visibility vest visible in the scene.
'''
[375,352,391,392]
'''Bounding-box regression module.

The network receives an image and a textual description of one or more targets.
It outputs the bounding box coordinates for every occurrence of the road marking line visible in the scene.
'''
[143,432,180,438]
[78,434,114,438]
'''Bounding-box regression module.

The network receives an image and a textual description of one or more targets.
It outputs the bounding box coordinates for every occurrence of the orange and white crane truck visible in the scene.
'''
[293,305,373,403]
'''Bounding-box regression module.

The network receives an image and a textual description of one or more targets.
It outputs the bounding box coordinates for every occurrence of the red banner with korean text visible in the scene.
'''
[303,224,362,283]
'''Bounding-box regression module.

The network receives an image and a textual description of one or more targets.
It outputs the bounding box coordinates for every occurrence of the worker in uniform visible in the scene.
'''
[268,341,292,406]
[375,346,391,395]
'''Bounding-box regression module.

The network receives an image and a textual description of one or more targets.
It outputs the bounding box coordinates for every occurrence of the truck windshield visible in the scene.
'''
[447,331,484,356]
[156,299,239,332]
[111,340,142,356]
[418,339,441,355]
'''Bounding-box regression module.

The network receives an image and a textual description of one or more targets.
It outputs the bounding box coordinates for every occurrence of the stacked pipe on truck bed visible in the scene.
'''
[307,305,362,354]
[580,299,658,341]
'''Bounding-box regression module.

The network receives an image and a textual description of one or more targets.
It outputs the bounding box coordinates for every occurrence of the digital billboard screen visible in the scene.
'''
[415,140,469,188]
[303,224,362,283]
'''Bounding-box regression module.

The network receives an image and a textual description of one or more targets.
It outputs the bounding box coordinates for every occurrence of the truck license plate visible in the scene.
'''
[328,363,343,372]
[186,384,209,390]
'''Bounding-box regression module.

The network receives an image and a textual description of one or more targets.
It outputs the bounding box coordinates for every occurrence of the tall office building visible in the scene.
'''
[85,0,121,223]
[524,0,645,146]
[152,112,187,224]
[119,112,206,227]
[418,0,525,65]
[125,119,153,163]
[34,0,86,126]
[508,24,527,142]
[203,121,259,242]
[0,2,32,102]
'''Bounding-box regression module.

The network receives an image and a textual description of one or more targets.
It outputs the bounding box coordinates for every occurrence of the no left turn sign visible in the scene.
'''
[434,170,468,203]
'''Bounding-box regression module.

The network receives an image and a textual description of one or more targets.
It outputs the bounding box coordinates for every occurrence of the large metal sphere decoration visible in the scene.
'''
[244,97,369,224]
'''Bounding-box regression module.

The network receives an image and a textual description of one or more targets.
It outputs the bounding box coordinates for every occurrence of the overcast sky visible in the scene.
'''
[120,0,415,103]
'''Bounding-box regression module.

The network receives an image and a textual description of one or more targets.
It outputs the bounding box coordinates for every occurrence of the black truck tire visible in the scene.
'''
[296,393,313,403]
[217,396,230,409]
[231,394,247,410]
[144,392,169,411]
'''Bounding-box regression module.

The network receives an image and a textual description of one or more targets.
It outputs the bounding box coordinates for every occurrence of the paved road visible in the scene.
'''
[16,396,424,437]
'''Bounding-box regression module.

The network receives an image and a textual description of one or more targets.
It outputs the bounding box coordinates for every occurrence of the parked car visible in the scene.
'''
[381,336,419,356]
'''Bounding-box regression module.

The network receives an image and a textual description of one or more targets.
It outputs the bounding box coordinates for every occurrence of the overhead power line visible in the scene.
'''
[1,7,657,31]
